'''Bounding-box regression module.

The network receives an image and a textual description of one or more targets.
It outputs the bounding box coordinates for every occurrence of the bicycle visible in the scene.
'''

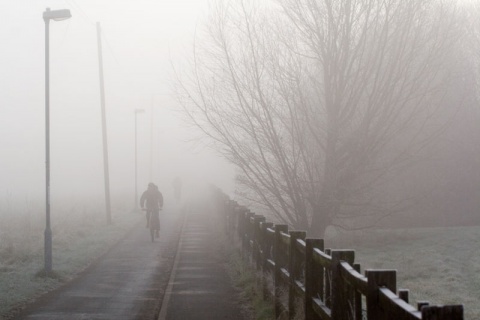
[143,208,161,242]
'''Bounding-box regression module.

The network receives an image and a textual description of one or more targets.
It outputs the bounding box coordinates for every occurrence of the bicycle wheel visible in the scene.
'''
[150,224,155,242]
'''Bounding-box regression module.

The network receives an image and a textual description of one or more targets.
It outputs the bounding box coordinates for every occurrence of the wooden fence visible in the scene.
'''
[218,197,464,320]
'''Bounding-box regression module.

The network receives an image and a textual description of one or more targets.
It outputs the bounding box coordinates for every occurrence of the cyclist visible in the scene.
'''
[140,182,163,238]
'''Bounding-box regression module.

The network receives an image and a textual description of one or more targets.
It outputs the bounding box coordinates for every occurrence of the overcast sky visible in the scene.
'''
[0,0,234,206]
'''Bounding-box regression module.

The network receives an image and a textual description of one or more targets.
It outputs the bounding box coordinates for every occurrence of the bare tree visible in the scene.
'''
[175,0,462,237]
[176,1,314,229]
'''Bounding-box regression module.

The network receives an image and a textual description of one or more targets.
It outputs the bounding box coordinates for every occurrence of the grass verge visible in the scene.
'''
[227,251,275,320]
[0,200,141,320]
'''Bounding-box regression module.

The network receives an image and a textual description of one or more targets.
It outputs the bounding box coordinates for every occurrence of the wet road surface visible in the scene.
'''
[16,209,182,320]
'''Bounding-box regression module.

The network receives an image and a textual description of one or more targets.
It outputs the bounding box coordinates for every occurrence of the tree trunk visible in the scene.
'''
[309,203,332,239]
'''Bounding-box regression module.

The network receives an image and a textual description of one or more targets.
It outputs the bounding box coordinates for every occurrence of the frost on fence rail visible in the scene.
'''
[219,197,464,320]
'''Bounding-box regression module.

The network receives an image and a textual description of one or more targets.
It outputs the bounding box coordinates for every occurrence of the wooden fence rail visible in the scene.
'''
[218,197,464,320]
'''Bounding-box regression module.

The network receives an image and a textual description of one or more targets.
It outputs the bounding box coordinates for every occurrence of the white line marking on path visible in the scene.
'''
[157,210,188,320]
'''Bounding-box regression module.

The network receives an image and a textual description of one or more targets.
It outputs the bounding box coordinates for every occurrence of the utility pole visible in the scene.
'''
[134,109,145,210]
[149,95,154,182]
[96,22,112,224]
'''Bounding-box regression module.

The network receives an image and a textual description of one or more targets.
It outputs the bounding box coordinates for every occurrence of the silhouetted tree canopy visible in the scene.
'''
[176,0,466,236]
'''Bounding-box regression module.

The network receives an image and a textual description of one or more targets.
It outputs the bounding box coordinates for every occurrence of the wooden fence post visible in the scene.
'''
[331,250,355,320]
[305,239,324,320]
[288,231,306,319]
[227,200,237,240]
[253,215,266,270]
[274,224,289,319]
[398,289,409,303]
[260,222,273,266]
[353,263,362,320]
[261,222,274,300]
[418,301,430,312]
[325,248,332,309]
[421,305,463,320]
[243,211,254,259]
[366,270,396,320]
[236,206,247,247]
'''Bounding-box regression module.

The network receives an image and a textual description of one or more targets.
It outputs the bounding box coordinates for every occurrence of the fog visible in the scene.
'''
[2,0,480,229]
[3,1,480,318]
[0,0,234,207]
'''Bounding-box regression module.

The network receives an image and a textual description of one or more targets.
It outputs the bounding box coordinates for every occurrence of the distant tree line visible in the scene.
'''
[175,0,480,236]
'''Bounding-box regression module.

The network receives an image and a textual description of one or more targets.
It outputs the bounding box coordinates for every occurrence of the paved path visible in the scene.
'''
[159,201,245,320]
[14,198,247,320]
[16,209,183,320]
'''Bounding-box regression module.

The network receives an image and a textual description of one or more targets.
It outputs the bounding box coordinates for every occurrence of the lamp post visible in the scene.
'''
[43,7,71,274]
[135,108,145,210]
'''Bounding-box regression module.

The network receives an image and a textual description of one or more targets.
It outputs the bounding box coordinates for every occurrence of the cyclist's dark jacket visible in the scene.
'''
[140,187,163,210]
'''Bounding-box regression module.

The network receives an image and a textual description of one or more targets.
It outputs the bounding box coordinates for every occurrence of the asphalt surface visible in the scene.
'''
[160,204,245,320]
[14,198,247,320]
[15,208,183,320]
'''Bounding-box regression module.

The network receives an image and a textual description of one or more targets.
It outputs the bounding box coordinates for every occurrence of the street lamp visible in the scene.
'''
[43,7,71,274]
[135,108,145,210]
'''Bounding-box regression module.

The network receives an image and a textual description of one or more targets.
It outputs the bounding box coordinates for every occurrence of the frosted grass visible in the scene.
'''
[329,226,480,319]
[0,196,141,319]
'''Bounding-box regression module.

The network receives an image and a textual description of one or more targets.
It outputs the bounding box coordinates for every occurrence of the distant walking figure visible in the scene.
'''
[140,182,163,239]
